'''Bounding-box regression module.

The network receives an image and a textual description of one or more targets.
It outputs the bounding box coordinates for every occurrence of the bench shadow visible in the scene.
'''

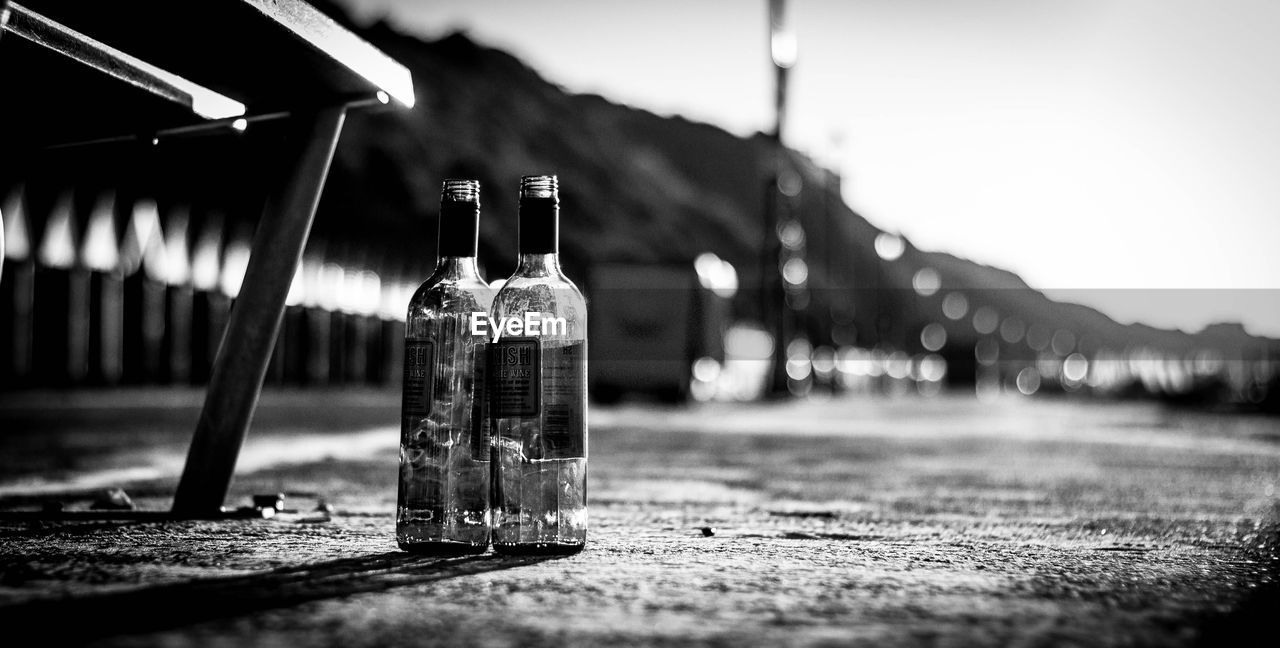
[0,551,550,642]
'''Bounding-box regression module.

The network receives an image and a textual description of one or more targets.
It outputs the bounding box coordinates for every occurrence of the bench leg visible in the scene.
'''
[172,107,346,517]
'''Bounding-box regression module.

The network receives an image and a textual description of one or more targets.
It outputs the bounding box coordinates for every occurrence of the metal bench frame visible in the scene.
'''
[1,0,414,519]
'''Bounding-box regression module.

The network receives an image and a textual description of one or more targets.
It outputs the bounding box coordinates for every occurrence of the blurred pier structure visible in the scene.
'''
[5,164,1278,412]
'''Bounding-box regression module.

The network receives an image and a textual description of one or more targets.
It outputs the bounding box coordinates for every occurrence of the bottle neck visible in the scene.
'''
[433,255,482,281]
[518,197,558,255]
[515,252,561,277]
[438,202,479,258]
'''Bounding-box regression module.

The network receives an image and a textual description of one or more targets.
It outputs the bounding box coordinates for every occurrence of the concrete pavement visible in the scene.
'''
[0,391,1277,646]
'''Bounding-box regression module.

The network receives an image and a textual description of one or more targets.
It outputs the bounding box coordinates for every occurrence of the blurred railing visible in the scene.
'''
[1,182,413,389]
[2,178,1277,410]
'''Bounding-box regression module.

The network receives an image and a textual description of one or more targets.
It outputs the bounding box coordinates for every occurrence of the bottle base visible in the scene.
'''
[493,541,585,556]
[398,541,490,556]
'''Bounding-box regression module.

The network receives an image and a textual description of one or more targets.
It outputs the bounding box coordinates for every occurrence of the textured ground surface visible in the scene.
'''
[1,390,1278,647]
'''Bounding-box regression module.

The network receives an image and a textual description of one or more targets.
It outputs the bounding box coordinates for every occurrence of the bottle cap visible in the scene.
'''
[519,175,558,200]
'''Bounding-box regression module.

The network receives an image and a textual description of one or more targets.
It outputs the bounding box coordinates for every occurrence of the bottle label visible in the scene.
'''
[542,341,586,458]
[490,337,540,416]
[402,339,434,419]
[470,345,490,461]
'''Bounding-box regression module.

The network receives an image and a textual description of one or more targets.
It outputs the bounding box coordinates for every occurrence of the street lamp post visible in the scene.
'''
[763,0,803,396]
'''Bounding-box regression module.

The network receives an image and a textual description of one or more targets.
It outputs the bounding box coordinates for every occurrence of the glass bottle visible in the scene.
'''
[397,179,494,553]
[490,175,588,555]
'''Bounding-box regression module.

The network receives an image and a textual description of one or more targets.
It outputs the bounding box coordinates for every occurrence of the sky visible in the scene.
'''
[340,0,1280,337]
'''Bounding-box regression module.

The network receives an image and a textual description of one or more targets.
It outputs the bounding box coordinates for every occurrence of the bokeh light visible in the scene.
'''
[1051,329,1077,356]
[781,257,808,286]
[1063,352,1089,382]
[999,317,1026,344]
[874,232,904,261]
[1016,367,1041,395]
[191,221,223,292]
[1026,324,1051,351]
[811,346,836,379]
[37,192,75,269]
[920,322,947,352]
[219,239,252,299]
[80,193,119,272]
[692,356,721,383]
[975,338,999,366]
[942,292,969,320]
[695,252,739,298]
[972,306,999,335]
[2,187,31,261]
[912,267,940,297]
[886,351,911,380]
[919,353,947,382]
[778,220,805,250]
[777,170,802,197]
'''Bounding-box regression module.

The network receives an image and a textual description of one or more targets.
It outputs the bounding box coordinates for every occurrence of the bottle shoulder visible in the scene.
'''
[491,272,586,340]
[408,275,495,316]
[493,274,585,309]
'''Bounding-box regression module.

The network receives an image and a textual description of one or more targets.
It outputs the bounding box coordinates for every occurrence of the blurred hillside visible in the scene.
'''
[314,5,1278,366]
